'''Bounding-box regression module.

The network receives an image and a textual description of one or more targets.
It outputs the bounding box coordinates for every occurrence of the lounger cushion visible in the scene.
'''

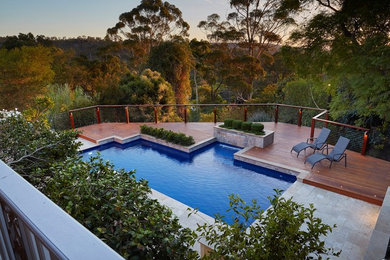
[305,152,327,166]
[292,142,313,154]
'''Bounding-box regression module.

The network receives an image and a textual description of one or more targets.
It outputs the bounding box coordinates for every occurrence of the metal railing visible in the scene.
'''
[68,103,370,155]
[0,161,124,260]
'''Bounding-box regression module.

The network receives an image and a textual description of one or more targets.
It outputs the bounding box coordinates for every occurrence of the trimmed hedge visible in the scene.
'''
[140,125,195,146]
[251,123,265,135]
[232,120,242,130]
[242,121,252,132]
[224,119,233,128]
[220,118,265,135]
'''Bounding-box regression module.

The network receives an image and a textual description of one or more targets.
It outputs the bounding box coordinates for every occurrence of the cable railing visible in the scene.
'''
[68,103,370,155]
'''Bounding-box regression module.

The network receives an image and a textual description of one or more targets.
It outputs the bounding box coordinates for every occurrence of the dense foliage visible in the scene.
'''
[41,156,197,259]
[140,124,195,146]
[0,46,54,109]
[196,192,340,259]
[0,112,198,259]
[0,0,389,157]
[0,111,79,178]
[221,119,265,135]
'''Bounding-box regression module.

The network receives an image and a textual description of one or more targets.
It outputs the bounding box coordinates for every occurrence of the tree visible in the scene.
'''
[106,0,189,54]
[196,192,340,259]
[52,51,129,95]
[100,69,177,122]
[147,40,193,105]
[199,0,293,58]
[278,0,390,125]
[0,111,79,179]
[2,33,53,50]
[0,46,54,109]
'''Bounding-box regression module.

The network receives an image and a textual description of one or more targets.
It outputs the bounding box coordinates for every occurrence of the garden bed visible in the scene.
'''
[214,125,274,148]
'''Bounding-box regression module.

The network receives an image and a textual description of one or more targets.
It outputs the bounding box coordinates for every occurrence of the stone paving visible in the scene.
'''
[281,182,380,259]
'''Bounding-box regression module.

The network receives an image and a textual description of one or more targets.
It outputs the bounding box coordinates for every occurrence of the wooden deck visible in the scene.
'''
[77,122,390,205]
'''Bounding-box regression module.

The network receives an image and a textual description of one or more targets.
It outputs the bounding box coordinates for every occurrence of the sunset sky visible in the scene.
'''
[0,0,231,39]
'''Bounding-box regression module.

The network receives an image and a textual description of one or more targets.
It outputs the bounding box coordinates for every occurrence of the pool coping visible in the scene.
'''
[84,133,308,181]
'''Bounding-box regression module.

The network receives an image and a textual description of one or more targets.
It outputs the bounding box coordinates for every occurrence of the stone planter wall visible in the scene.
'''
[214,126,274,148]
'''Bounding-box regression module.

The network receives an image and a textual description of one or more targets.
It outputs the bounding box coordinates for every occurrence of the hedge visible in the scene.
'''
[140,125,195,146]
[232,120,243,130]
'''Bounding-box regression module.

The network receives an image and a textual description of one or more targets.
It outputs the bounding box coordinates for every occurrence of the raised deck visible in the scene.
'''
[77,122,390,205]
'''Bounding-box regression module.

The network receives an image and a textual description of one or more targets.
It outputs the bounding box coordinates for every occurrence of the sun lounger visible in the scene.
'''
[305,136,350,169]
[291,128,331,157]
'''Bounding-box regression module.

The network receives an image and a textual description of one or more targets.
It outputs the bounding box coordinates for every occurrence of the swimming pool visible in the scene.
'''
[82,140,295,224]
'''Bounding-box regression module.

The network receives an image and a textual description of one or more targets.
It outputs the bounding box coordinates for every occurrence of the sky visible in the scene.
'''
[0,0,232,40]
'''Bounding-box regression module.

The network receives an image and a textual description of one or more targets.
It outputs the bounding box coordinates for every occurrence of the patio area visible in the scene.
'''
[77,121,390,206]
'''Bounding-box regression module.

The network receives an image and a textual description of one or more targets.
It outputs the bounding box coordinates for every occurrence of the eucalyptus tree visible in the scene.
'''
[277,0,390,125]
[147,40,193,106]
[106,0,189,54]
[199,0,294,58]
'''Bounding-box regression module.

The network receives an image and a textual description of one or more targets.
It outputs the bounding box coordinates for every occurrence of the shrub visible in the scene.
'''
[140,125,195,146]
[196,192,340,259]
[41,156,197,259]
[251,123,265,135]
[232,120,243,130]
[242,121,252,132]
[0,111,80,179]
[223,119,234,128]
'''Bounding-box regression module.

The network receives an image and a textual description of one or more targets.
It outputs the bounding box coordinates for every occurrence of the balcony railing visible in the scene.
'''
[68,103,370,155]
[0,160,123,260]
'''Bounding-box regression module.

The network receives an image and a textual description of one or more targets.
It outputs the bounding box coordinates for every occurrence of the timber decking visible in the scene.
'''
[77,122,390,205]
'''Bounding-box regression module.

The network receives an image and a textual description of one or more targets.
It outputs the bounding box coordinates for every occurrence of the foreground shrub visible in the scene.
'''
[223,119,234,128]
[242,121,252,132]
[196,192,340,259]
[140,124,195,146]
[232,120,243,130]
[0,110,79,179]
[40,156,197,259]
[251,123,265,135]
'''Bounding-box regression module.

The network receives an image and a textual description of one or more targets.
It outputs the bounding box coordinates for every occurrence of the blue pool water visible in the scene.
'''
[82,141,295,224]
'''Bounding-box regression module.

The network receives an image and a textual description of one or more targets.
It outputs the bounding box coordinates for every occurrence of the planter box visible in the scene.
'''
[214,125,274,148]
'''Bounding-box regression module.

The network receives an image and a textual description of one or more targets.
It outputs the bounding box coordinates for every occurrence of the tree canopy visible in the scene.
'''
[107,0,189,53]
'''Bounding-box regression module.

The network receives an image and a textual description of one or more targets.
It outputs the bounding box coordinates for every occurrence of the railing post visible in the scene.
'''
[213,107,217,124]
[154,107,158,124]
[325,112,329,128]
[298,108,302,127]
[184,106,187,123]
[244,107,248,122]
[310,118,316,139]
[69,112,75,130]
[125,106,130,124]
[361,131,368,155]
[96,107,101,124]
[274,105,279,123]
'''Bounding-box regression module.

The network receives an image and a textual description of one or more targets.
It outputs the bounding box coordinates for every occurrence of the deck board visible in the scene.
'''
[77,122,390,205]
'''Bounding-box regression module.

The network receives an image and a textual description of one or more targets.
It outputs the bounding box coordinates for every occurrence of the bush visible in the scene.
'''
[223,119,234,128]
[0,111,80,179]
[251,123,265,135]
[232,120,243,130]
[242,121,252,132]
[41,156,197,259]
[140,125,195,146]
[196,192,340,259]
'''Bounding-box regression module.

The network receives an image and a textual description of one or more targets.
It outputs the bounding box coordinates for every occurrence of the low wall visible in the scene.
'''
[365,187,390,259]
[214,126,274,148]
